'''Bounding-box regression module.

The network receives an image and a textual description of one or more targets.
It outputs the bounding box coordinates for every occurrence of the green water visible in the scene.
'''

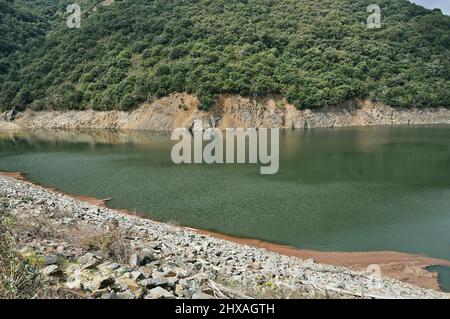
[426,266,450,292]
[0,127,449,269]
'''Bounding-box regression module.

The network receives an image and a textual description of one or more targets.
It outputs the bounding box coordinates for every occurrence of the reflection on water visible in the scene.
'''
[0,126,449,263]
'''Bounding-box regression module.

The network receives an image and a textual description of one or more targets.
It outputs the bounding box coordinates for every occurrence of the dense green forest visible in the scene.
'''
[0,0,449,112]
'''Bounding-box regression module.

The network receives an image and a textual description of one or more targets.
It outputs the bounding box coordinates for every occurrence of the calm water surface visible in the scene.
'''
[0,126,449,264]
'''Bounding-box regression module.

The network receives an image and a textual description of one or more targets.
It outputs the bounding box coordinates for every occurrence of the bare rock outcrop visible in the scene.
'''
[1,94,449,131]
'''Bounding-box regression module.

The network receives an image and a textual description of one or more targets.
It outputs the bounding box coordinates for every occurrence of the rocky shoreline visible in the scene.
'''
[1,94,450,131]
[0,175,448,299]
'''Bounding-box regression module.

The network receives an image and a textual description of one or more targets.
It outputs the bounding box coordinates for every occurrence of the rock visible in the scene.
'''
[84,276,115,291]
[44,255,58,266]
[42,265,61,276]
[109,263,121,271]
[249,261,262,270]
[91,289,110,298]
[4,110,16,121]
[138,266,153,278]
[130,286,147,299]
[121,272,132,279]
[66,263,81,274]
[174,284,185,297]
[192,292,214,299]
[305,258,315,265]
[116,266,132,275]
[144,287,174,299]
[101,291,116,299]
[142,276,179,289]
[129,254,140,267]
[141,251,158,265]
[113,290,135,299]
[131,271,145,281]
[83,281,99,292]
[114,278,133,291]
[79,252,102,269]
[140,278,163,289]
[98,276,115,289]
[164,270,177,278]
[66,279,83,290]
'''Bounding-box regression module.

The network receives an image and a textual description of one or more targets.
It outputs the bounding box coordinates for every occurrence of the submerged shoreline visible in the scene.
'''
[1,171,449,294]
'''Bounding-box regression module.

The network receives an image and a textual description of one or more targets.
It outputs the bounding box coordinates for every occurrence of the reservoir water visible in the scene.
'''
[0,126,449,288]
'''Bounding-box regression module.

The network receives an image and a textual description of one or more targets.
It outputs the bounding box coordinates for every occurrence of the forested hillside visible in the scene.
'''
[0,0,449,112]
[0,0,57,60]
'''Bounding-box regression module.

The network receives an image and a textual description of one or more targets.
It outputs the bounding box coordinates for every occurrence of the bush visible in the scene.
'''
[81,221,132,264]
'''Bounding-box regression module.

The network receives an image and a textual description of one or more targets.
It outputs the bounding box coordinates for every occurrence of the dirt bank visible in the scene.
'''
[1,94,449,130]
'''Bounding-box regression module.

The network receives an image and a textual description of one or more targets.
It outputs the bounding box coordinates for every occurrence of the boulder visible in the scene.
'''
[131,270,145,281]
[66,279,83,290]
[44,255,58,266]
[42,265,61,276]
[174,284,185,297]
[249,261,262,270]
[84,276,115,291]
[79,252,102,269]
[4,110,16,122]
[144,287,174,299]
[129,254,140,267]
[141,250,158,265]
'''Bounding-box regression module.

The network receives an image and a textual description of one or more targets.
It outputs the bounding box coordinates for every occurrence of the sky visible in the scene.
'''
[409,0,450,15]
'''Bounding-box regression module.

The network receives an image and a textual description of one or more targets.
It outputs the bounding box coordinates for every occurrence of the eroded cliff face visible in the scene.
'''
[1,93,450,130]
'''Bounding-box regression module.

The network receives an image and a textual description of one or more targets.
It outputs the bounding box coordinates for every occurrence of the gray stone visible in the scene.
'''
[42,265,61,276]
[113,290,135,299]
[131,271,145,281]
[83,281,99,292]
[79,252,102,269]
[44,255,58,266]
[110,263,121,270]
[4,110,16,121]
[98,276,115,290]
[144,287,174,299]
[84,276,115,291]
[66,279,82,290]
[116,266,132,275]
[249,261,262,270]
[101,291,116,299]
[141,251,158,264]
[129,254,140,267]
[174,284,185,297]
[141,276,179,289]
[192,292,214,299]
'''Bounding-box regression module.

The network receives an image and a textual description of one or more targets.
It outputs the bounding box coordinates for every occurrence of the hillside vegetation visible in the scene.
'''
[0,0,449,112]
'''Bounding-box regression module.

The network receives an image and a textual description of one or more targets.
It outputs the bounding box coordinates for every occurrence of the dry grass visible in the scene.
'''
[0,197,86,299]
[0,199,49,298]
[13,203,133,265]
[166,219,182,233]
[80,220,132,264]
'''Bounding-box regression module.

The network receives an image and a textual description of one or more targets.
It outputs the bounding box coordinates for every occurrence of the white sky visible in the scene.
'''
[409,0,450,14]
